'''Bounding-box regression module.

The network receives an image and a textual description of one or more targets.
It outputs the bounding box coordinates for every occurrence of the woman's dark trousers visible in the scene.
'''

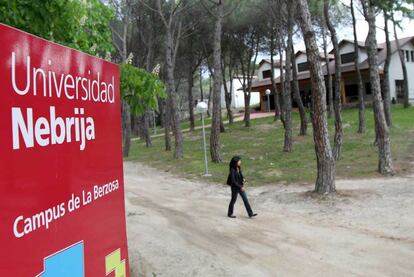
[227,186,253,216]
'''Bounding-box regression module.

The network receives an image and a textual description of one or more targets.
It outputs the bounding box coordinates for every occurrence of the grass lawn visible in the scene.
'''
[149,112,244,135]
[127,105,414,186]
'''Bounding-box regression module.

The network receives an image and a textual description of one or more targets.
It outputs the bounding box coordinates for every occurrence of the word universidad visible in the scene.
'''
[9,52,116,151]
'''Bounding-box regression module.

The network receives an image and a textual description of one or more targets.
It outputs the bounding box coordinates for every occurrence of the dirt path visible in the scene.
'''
[124,162,414,277]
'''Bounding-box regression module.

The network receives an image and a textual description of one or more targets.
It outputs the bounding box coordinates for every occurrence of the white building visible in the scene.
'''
[250,37,414,111]
[257,59,284,81]
[220,77,261,109]
[377,38,414,102]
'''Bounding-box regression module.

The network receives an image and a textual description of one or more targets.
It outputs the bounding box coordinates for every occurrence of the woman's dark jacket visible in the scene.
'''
[226,168,244,189]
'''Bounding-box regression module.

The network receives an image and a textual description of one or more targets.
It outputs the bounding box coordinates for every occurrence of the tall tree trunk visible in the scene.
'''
[221,56,234,124]
[324,0,343,161]
[322,27,333,119]
[143,110,152,147]
[361,0,394,175]
[207,75,212,117]
[279,46,285,123]
[163,98,172,151]
[158,95,165,128]
[210,0,224,163]
[188,66,195,131]
[244,92,251,127]
[241,35,260,128]
[296,0,336,194]
[122,101,132,157]
[283,2,294,152]
[291,42,308,136]
[165,28,184,159]
[270,34,281,121]
[220,115,225,133]
[119,18,132,157]
[228,76,234,123]
[142,39,155,147]
[200,66,204,101]
[350,0,366,134]
[392,15,410,108]
[382,11,392,126]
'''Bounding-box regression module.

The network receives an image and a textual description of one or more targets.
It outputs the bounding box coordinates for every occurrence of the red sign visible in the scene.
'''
[0,23,129,276]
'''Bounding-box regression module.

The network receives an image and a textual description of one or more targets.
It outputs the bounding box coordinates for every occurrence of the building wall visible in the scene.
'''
[221,78,261,109]
[386,42,414,103]
[339,43,368,64]
[258,63,271,81]
[258,62,281,81]
[295,53,308,67]
[295,52,327,71]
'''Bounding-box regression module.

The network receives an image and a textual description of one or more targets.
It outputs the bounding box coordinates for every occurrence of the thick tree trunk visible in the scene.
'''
[237,31,259,128]
[199,66,204,101]
[207,76,212,117]
[143,110,152,147]
[142,38,155,147]
[134,114,151,147]
[291,43,308,136]
[270,35,281,121]
[119,19,132,157]
[324,0,343,161]
[165,29,183,159]
[158,95,165,128]
[224,87,234,124]
[122,101,132,157]
[296,0,336,194]
[220,115,225,133]
[392,17,410,108]
[244,46,259,129]
[350,0,366,134]
[279,46,285,123]
[361,0,394,175]
[210,1,224,163]
[163,98,172,151]
[283,3,294,152]
[322,28,333,119]
[187,67,195,131]
[244,92,251,127]
[382,12,392,126]
[221,57,234,124]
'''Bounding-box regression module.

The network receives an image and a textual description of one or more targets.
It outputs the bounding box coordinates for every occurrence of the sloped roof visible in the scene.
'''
[377,36,414,65]
[329,39,368,54]
[258,59,285,68]
[295,50,334,60]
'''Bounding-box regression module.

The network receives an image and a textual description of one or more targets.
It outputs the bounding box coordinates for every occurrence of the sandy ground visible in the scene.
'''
[124,161,414,277]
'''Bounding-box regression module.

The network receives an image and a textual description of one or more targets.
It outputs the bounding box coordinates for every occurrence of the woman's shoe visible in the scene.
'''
[249,213,258,218]
[228,215,236,218]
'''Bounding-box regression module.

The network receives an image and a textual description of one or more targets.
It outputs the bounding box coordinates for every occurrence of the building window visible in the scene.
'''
[297,62,309,72]
[411,51,414,62]
[406,50,410,62]
[395,80,404,99]
[341,52,355,64]
[262,70,272,79]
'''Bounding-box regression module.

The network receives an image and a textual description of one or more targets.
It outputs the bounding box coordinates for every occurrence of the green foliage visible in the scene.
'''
[309,0,351,29]
[120,64,167,116]
[375,0,414,19]
[0,0,114,55]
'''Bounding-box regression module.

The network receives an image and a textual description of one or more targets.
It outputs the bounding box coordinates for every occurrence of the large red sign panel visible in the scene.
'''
[0,23,129,276]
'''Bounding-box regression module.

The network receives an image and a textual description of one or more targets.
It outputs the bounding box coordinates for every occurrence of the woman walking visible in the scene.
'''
[227,156,257,218]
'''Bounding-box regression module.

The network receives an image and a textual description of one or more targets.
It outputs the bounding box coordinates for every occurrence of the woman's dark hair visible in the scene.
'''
[229,156,241,171]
